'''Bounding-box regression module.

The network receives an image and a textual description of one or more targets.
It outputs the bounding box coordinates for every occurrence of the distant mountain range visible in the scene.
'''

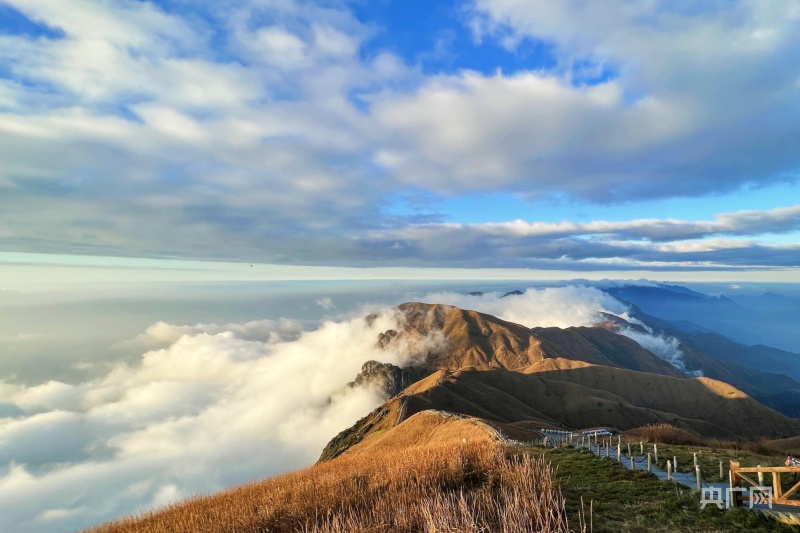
[605,284,800,353]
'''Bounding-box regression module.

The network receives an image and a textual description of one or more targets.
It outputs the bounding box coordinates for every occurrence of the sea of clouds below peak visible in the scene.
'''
[0,279,797,533]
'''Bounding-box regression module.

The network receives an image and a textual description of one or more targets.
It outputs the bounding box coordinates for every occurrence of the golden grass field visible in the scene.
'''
[87,412,576,533]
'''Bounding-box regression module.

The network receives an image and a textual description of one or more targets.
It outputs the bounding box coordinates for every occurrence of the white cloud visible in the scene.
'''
[0,0,202,104]
[0,0,408,261]
[618,327,700,376]
[374,71,692,195]
[372,0,800,200]
[253,26,308,66]
[422,285,629,328]
[316,297,336,311]
[312,24,359,58]
[8,0,197,48]
[128,318,310,348]
[421,286,696,372]
[132,105,209,142]
[0,308,442,532]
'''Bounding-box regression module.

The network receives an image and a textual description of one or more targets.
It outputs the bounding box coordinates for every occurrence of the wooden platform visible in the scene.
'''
[729,460,800,508]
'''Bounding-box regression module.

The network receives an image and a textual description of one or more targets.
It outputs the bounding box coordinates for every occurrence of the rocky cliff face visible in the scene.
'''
[347,360,423,398]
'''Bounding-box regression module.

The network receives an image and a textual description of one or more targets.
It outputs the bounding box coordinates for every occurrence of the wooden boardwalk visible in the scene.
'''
[580,442,800,526]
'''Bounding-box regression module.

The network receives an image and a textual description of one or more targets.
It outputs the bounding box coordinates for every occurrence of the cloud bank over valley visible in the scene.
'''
[0,308,440,532]
[0,284,699,532]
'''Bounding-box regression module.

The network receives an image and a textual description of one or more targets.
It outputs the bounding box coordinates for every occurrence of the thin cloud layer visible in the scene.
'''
[355,205,800,269]
[0,309,443,532]
[0,1,798,269]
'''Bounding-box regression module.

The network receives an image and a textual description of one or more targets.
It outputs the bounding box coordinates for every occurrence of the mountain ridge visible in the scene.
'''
[321,301,800,461]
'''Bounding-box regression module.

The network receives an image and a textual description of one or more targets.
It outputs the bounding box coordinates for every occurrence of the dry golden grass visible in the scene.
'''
[766,435,800,456]
[86,435,573,532]
[625,424,706,446]
[707,437,794,456]
[345,409,497,455]
[401,364,800,440]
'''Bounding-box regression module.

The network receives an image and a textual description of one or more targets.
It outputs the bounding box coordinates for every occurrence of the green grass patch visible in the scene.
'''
[642,442,799,491]
[515,445,795,532]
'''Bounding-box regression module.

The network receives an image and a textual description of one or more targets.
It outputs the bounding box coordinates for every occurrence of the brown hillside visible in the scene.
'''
[404,365,799,438]
[343,409,498,455]
[392,302,546,370]
[389,302,683,377]
[327,363,800,459]
[533,326,683,377]
[769,435,800,455]
[524,365,798,436]
[324,302,800,459]
[319,373,550,462]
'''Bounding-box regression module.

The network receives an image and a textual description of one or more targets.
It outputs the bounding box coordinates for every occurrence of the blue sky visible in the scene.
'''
[0,0,799,274]
[351,0,558,77]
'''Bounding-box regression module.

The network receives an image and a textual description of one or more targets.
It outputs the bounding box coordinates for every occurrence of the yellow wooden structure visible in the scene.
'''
[729,460,800,507]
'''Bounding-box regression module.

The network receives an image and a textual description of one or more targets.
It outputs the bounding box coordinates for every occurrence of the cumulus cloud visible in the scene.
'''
[373,71,691,198]
[421,286,697,372]
[0,1,798,271]
[375,0,800,200]
[0,308,442,533]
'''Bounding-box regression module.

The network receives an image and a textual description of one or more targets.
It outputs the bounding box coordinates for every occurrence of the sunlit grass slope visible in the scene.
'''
[86,411,572,533]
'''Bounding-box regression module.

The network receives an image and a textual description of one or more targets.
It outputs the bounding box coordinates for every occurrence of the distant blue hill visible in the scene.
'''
[601,300,800,417]
[728,291,800,315]
[605,284,799,353]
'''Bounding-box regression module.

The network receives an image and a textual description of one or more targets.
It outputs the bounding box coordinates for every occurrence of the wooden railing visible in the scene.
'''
[729,460,800,507]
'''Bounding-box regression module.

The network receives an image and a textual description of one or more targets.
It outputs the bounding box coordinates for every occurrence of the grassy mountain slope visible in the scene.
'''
[90,297,800,533]
[402,365,798,439]
[325,302,800,459]
[90,412,572,533]
[391,302,683,377]
[533,326,683,377]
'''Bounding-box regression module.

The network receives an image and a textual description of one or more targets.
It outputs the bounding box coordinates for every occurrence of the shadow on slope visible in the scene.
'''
[403,365,798,439]
[325,362,800,460]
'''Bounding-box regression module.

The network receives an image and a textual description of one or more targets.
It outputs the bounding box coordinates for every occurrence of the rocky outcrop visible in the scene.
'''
[347,360,423,398]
